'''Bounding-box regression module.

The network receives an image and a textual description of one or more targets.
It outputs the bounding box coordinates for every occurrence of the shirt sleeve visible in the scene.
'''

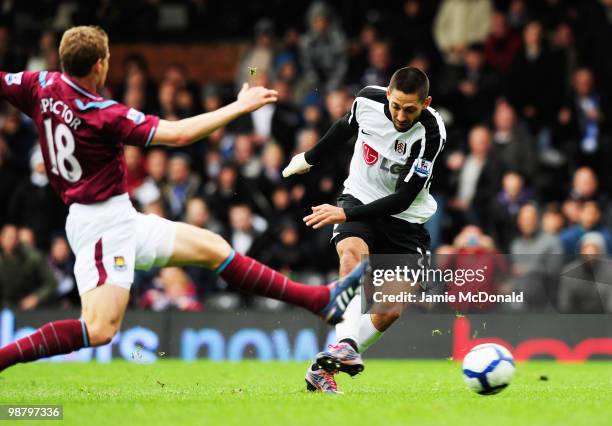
[105,103,160,147]
[304,112,358,165]
[0,71,40,117]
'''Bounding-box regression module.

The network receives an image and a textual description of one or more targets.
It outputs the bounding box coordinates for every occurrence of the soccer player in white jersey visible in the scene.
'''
[283,67,447,393]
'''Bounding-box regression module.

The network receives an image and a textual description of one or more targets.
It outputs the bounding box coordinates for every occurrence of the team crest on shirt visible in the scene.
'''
[114,256,127,271]
[362,142,379,166]
[4,72,23,86]
[394,139,407,155]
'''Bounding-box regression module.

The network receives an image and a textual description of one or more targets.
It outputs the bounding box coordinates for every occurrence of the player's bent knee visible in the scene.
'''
[85,320,120,346]
[338,244,365,276]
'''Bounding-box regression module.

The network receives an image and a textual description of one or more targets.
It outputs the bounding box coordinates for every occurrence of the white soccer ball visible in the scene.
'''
[462,343,515,395]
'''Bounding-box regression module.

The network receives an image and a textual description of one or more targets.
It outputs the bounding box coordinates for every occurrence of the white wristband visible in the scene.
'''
[282,152,312,177]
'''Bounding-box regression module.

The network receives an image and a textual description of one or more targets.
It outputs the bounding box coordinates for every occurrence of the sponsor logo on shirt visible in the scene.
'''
[362,142,379,166]
[127,108,145,124]
[414,158,432,178]
[4,72,23,86]
[114,256,127,272]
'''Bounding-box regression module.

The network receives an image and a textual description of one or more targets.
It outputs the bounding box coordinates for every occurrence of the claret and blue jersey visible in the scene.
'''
[0,70,159,205]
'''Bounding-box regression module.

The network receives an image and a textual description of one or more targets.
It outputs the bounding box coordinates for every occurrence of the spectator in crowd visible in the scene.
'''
[156,79,178,120]
[484,11,521,75]
[227,204,264,256]
[204,162,255,223]
[457,43,500,127]
[558,232,612,313]
[1,106,38,175]
[345,24,379,87]
[235,19,275,92]
[550,22,578,97]
[26,30,59,72]
[566,166,608,210]
[0,25,24,71]
[184,197,225,235]
[433,0,492,65]
[510,204,563,309]
[488,171,532,251]
[0,225,57,309]
[557,68,608,176]
[233,134,262,179]
[561,198,582,227]
[0,137,19,226]
[133,148,167,208]
[491,100,538,183]
[124,146,146,196]
[447,125,500,231]
[139,267,203,312]
[391,0,439,64]
[270,80,301,157]
[48,235,77,308]
[560,201,612,256]
[161,153,201,220]
[299,2,348,92]
[7,146,67,251]
[541,203,566,236]
[247,72,276,141]
[361,41,393,88]
[256,143,285,201]
[508,20,560,132]
[259,221,309,274]
[506,0,530,31]
[113,54,158,114]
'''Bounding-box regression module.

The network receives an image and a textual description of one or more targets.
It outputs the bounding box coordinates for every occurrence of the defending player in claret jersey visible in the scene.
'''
[284,67,446,394]
[0,26,368,374]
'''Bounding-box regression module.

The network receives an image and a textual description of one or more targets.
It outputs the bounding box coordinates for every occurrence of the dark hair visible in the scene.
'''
[389,66,429,101]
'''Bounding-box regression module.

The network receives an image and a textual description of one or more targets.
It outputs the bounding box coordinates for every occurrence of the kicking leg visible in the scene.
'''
[167,222,366,324]
[0,284,128,372]
[306,237,368,392]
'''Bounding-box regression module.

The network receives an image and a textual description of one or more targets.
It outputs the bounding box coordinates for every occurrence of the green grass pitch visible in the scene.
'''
[1,360,610,426]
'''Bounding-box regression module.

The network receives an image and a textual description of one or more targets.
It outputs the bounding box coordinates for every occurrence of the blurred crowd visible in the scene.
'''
[1,0,611,313]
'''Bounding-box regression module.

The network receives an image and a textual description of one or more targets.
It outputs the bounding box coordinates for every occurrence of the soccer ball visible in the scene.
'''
[462,343,515,395]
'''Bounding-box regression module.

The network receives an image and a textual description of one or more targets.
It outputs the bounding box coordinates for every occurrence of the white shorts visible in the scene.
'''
[65,193,177,295]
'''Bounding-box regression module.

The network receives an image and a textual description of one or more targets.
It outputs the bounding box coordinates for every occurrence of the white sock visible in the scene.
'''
[335,289,362,344]
[357,314,384,353]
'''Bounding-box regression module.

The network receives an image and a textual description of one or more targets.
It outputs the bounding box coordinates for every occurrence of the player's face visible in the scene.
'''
[387,89,431,132]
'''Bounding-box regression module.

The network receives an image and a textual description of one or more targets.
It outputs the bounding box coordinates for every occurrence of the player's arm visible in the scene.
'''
[0,71,41,117]
[283,111,358,177]
[151,83,278,147]
[305,128,445,228]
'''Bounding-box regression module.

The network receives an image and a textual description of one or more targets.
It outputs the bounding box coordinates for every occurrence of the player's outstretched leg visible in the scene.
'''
[168,223,366,325]
[0,284,128,373]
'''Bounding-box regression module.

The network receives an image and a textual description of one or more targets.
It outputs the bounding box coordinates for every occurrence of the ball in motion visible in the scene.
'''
[462,343,515,395]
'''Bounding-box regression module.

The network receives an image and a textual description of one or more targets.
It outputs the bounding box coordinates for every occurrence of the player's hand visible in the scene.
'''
[282,152,312,177]
[303,204,346,229]
[237,83,278,113]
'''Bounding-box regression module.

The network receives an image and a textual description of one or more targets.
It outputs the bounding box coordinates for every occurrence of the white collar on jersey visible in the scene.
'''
[60,74,103,101]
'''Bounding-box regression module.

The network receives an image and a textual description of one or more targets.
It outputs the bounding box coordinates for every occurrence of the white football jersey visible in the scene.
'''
[343,86,446,223]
